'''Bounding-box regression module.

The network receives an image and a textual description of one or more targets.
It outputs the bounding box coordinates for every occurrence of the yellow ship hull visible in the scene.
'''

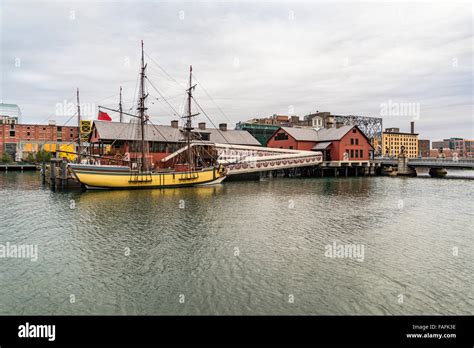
[69,164,226,189]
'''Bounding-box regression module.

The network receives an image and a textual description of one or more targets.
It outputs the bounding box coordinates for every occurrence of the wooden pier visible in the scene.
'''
[42,159,82,189]
[1,164,37,172]
[256,161,379,179]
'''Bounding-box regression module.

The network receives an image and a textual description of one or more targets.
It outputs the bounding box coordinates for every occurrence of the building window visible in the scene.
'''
[355,149,359,158]
[355,139,359,145]
[27,132,30,136]
[352,128,356,133]
[289,146,293,149]
[350,149,354,158]
[275,132,288,141]
[9,131,15,137]
[350,138,354,145]
[168,143,181,153]
[360,150,363,158]
[150,142,167,153]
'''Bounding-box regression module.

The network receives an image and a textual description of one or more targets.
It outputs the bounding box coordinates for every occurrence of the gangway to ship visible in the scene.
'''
[161,143,323,176]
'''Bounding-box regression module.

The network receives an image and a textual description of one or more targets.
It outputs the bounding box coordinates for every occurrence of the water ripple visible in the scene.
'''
[0,173,472,315]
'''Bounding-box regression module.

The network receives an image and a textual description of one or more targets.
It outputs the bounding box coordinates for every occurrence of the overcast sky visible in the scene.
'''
[0,0,472,140]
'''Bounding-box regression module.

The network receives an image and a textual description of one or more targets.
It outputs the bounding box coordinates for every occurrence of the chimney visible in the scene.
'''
[198,122,206,130]
[410,121,415,134]
[219,123,227,131]
[171,120,179,129]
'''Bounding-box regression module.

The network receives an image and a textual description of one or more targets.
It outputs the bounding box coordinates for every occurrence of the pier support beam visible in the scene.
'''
[42,162,46,184]
[61,160,68,188]
[50,162,56,190]
[397,154,416,176]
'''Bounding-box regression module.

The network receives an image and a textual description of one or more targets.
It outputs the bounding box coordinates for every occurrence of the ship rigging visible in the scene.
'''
[68,41,227,189]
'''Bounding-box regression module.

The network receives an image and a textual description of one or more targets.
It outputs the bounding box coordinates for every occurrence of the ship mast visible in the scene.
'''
[137,40,148,172]
[119,86,123,123]
[76,88,82,163]
[184,65,199,170]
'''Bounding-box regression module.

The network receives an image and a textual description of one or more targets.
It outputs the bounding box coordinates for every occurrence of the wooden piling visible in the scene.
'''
[61,160,68,188]
[42,162,46,184]
[50,161,56,190]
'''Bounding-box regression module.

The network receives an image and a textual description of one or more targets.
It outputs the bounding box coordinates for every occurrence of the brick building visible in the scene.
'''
[0,122,79,159]
[382,122,419,158]
[432,138,473,158]
[418,139,430,157]
[266,125,373,161]
[429,148,458,158]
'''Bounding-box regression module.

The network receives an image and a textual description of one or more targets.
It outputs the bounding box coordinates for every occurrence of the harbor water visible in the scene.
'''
[0,172,473,315]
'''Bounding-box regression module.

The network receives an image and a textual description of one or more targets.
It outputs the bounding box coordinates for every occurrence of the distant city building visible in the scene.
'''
[0,103,22,124]
[0,123,79,160]
[418,139,430,157]
[303,112,331,128]
[465,140,474,157]
[244,114,291,126]
[432,138,473,158]
[429,148,458,158]
[382,122,419,158]
[431,140,450,150]
[266,124,374,161]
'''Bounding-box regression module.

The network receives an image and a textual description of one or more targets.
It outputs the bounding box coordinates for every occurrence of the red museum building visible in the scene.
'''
[266,125,373,161]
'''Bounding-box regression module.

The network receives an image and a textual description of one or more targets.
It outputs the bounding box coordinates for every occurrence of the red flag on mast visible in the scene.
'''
[98,111,112,121]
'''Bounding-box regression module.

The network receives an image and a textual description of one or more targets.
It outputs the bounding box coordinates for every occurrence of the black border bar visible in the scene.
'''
[0,315,472,346]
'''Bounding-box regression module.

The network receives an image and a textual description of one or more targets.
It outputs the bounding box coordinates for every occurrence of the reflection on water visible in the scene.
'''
[0,171,473,315]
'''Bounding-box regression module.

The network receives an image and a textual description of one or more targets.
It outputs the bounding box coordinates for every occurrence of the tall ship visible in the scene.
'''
[69,42,227,189]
